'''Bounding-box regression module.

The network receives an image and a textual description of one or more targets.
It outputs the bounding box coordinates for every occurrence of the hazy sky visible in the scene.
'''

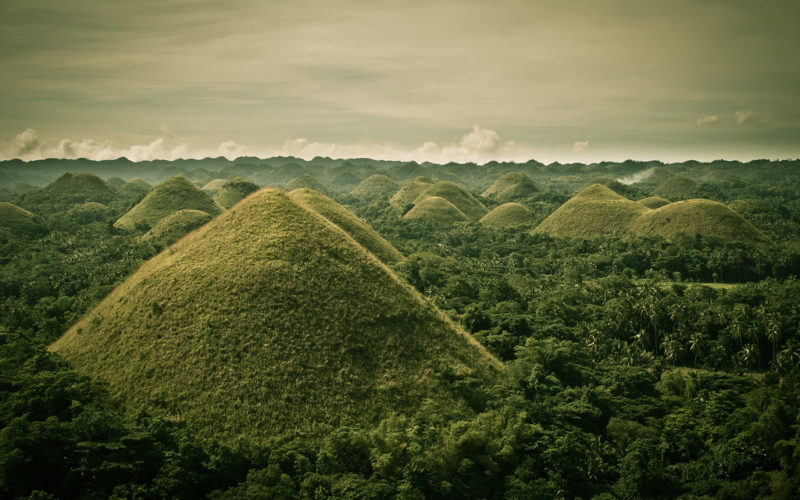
[1,0,798,163]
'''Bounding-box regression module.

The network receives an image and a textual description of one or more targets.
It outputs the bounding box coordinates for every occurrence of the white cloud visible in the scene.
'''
[217,140,247,159]
[572,140,589,153]
[734,111,769,127]
[617,167,656,185]
[459,125,500,153]
[696,115,719,126]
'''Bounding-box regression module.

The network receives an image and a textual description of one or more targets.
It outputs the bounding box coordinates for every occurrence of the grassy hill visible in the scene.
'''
[286,174,331,196]
[213,177,260,209]
[114,176,224,231]
[288,188,402,264]
[202,178,228,194]
[141,209,213,248]
[403,196,469,226]
[533,184,648,238]
[412,182,488,220]
[629,199,766,244]
[389,176,437,208]
[700,170,736,183]
[653,175,697,198]
[119,178,152,199]
[482,172,540,201]
[67,202,110,223]
[0,202,45,234]
[637,196,671,209]
[51,188,500,441]
[479,202,533,227]
[350,174,400,200]
[21,173,119,211]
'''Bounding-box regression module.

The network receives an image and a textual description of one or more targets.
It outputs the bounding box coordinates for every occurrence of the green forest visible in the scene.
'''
[2,156,800,499]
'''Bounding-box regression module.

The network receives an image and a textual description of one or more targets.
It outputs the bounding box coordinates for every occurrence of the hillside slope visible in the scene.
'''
[482,172,540,201]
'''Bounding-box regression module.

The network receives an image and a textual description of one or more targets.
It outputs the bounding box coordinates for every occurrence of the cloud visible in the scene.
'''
[572,140,589,153]
[459,125,500,153]
[617,167,656,185]
[734,111,769,127]
[217,140,247,159]
[696,115,719,126]
[55,138,116,159]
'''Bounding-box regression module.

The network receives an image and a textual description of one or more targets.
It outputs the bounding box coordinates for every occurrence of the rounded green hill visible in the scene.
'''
[213,177,260,209]
[22,173,118,211]
[119,178,152,199]
[629,199,766,244]
[637,196,671,209]
[0,202,45,234]
[700,170,736,183]
[482,172,540,201]
[142,209,213,248]
[480,202,533,227]
[404,196,469,226]
[412,181,488,220]
[533,184,648,239]
[51,189,500,441]
[289,188,402,263]
[67,202,110,223]
[202,178,228,194]
[114,176,224,231]
[351,174,400,200]
[286,174,331,196]
[389,176,437,208]
[652,176,697,198]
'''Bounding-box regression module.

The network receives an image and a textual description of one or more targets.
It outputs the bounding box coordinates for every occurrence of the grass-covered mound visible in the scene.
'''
[21,173,119,211]
[403,196,469,226]
[202,178,228,194]
[479,202,533,227]
[389,176,437,208]
[700,170,736,183]
[412,182,488,220]
[141,209,213,248]
[0,202,45,234]
[114,176,224,231]
[285,174,331,196]
[119,178,153,199]
[52,189,500,441]
[213,177,260,209]
[288,188,402,264]
[67,202,110,223]
[629,199,766,244]
[350,174,400,200]
[533,184,648,239]
[637,196,671,209]
[652,175,697,198]
[482,172,540,201]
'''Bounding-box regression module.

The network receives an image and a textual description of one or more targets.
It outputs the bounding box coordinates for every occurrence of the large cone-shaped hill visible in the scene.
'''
[114,176,224,230]
[0,202,45,234]
[351,174,400,200]
[629,199,765,244]
[652,176,697,198]
[52,189,500,441]
[413,182,488,220]
[213,177,260,209]
[403,196,469,226]
[202,178,228,194]
[288,188,402,264]
[533,184,647,238]
[482,172,540,201]
[480,202,533,227]
[389,176,437,208]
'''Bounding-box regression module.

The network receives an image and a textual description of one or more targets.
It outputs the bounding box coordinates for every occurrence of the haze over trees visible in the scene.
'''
[2,156,800,498]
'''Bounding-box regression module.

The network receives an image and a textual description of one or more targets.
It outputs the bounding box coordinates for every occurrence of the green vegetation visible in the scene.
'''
[202,178,229,194]
[213,177,260,209]
[288,188,402,264]
[350,174,399,200]
[142,209,213,249]
[481,171,540,201]
[114,176,224,231]
[52,189,499,441]
[637,195,671,208]
[3,157,800,498]
[19,173,119,213]
[0,202,44,234]
[653,175,697,198]
[285,174,331,196]
[700,170,737,183]
[630,199,766,244]
[533,183,648,238]
[479,202,532,227]
[403,196,469,225]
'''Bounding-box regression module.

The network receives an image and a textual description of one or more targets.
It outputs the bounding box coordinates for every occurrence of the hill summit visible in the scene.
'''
[52,189,500,441]
[114,176,224,231]
[480,202,533,227]
[482,172,540,201]
[213,177,260,209]
[350,174,400,200]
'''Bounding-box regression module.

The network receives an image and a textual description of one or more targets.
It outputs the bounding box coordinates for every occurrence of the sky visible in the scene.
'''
[1,0,799,164]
